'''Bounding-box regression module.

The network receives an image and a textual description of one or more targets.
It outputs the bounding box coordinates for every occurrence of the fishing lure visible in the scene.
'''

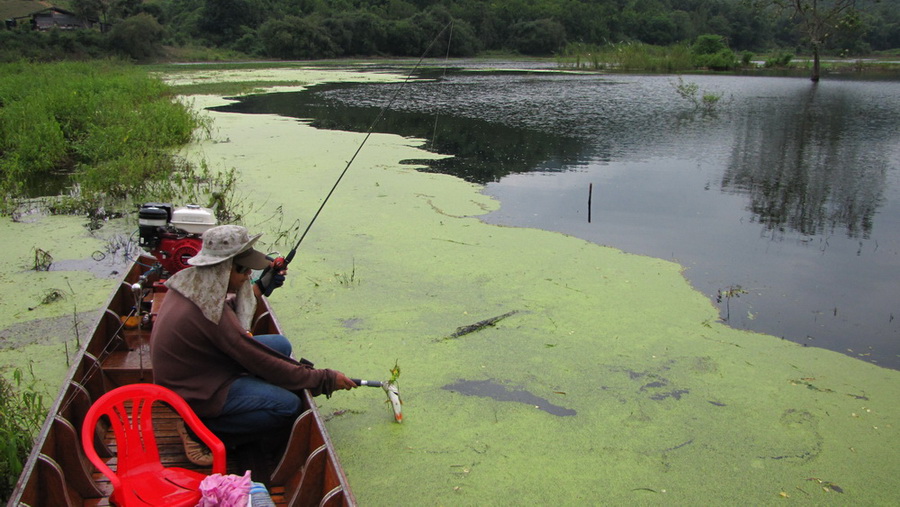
[352,379,403,423]
[354,363,402,422]
[383,381,403,423]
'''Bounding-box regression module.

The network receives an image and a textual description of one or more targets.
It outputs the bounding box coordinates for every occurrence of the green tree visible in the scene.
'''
[385,6,464,57]
[71,0,109,28]
[198,0,264,46]
[507,18,567,55]
[323,10,389,56]
[749,0,863,81]
[864,3,900,50]
[692,34,737,70]
[107,13,165,61]
[258,15,340,59]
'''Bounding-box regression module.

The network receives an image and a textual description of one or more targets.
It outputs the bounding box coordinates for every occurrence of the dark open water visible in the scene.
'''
[213,65,900,370]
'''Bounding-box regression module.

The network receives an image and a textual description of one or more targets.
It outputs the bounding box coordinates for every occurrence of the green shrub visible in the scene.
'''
[692,34,729,55]
[764,52,794,68]
[693,49,738,70]
[0,368,46,502]
[0,61,204,203]
[0,28,107,63]
[691,35,737,70]
[626,43,694,72]
[107,13,165,62]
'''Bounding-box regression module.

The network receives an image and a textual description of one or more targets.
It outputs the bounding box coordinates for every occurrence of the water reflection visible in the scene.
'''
[214,80,586,183]
[211,70,900,369]
[723,83,887,238]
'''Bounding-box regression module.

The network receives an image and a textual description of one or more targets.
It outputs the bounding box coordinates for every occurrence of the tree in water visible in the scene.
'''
[750,0,862,82]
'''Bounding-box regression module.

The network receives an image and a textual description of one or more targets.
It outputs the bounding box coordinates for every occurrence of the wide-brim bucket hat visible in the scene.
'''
[187,224,270,269]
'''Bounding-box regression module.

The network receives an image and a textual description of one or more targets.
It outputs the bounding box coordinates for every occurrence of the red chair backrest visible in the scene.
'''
[81,383,226,493]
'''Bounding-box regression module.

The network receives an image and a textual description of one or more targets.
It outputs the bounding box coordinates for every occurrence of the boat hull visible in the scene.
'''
[8,255,355,506]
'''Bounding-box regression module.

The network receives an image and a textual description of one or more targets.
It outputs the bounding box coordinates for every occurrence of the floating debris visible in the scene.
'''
[442,310,520,340]
[33,248,52,271]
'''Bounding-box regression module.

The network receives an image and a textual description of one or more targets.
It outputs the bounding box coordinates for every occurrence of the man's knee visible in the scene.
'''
[253,334,292,357]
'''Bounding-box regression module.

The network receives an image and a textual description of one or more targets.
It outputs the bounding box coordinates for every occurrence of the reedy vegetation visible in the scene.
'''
[0,368,45,503]
[0,61,243,219]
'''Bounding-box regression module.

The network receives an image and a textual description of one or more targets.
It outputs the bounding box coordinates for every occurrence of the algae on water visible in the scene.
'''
[1,66,897,505]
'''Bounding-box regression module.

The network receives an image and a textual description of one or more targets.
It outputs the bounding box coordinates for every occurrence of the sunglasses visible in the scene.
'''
[234,263,252,275]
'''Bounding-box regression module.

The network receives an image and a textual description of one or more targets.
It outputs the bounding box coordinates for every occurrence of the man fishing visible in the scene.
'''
[150,224,357,466]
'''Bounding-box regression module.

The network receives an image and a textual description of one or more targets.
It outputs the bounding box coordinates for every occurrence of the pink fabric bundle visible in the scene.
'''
[198,470,252,507]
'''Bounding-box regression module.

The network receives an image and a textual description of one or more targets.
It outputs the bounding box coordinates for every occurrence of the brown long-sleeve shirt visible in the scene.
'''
[150,289,336,417]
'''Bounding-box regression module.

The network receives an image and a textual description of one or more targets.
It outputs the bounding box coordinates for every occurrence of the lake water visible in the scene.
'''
[213,65,900,370]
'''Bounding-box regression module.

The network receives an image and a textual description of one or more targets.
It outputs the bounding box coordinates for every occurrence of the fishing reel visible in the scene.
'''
[138,203,216,276]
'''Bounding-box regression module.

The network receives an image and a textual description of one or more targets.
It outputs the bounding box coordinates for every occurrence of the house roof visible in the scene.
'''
[1,1,54,20]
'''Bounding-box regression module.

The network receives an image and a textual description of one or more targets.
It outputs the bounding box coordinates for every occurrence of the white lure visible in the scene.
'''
[383,381,403,423]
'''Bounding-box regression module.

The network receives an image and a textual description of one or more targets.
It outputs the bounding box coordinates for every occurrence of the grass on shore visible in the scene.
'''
[0,60,243,219]
[556,41,900,75]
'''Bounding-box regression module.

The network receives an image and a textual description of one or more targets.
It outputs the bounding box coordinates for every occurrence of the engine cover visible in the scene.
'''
[153,235,202,276]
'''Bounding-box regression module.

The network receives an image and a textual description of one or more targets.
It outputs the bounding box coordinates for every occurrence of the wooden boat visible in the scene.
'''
[8,253,356,506]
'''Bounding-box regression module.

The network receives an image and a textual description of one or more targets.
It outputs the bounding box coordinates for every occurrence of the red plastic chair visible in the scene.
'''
[81,384,226,506]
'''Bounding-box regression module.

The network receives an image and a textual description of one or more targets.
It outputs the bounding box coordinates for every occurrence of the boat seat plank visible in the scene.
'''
[100,320,153,387]
[270,410,321,484]
[22,454,80,507]
[59,382,93,431]
[85,310,128,358]
[60,381,112,459]
[288,444,328,507]
[79,352,107,401]
[100,349,153,387]
[322,460,346,503]
[319,485,348,507]
[50,416,105,499]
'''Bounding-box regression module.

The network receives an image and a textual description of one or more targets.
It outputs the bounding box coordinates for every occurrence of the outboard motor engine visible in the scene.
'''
[138,203,216,276]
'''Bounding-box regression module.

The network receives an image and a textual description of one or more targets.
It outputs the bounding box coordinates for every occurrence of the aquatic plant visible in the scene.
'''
[0,367,45,502]
[335,259,359,287]
[388,360,400,385]
[557,42,695,72]
[32,249,52,272]
[716,284,749,322]
[672,76,726,113]
[555,42,605,70]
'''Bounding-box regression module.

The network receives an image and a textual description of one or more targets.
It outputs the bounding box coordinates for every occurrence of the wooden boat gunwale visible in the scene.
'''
[8,254,356,506]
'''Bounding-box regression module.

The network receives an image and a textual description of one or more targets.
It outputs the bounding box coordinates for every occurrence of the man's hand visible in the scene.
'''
[255,264,287,297]
[333,372,358,390]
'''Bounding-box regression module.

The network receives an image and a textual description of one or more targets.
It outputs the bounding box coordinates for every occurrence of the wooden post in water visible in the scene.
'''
[588,183,593,223]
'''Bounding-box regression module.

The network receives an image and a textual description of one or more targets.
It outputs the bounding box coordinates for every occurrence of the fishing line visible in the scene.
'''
[282,20,454,266]
[56,302,141,418]
[429,21,454,152]
[51,30,462,426]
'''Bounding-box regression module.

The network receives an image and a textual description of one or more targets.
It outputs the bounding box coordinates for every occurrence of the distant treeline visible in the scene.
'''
[1,0,899,62]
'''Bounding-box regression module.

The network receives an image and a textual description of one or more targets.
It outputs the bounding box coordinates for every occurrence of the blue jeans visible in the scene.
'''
[202,334,303,435]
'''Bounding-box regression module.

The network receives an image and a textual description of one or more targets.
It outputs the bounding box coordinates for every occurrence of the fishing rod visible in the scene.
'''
[257,21,454,296]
